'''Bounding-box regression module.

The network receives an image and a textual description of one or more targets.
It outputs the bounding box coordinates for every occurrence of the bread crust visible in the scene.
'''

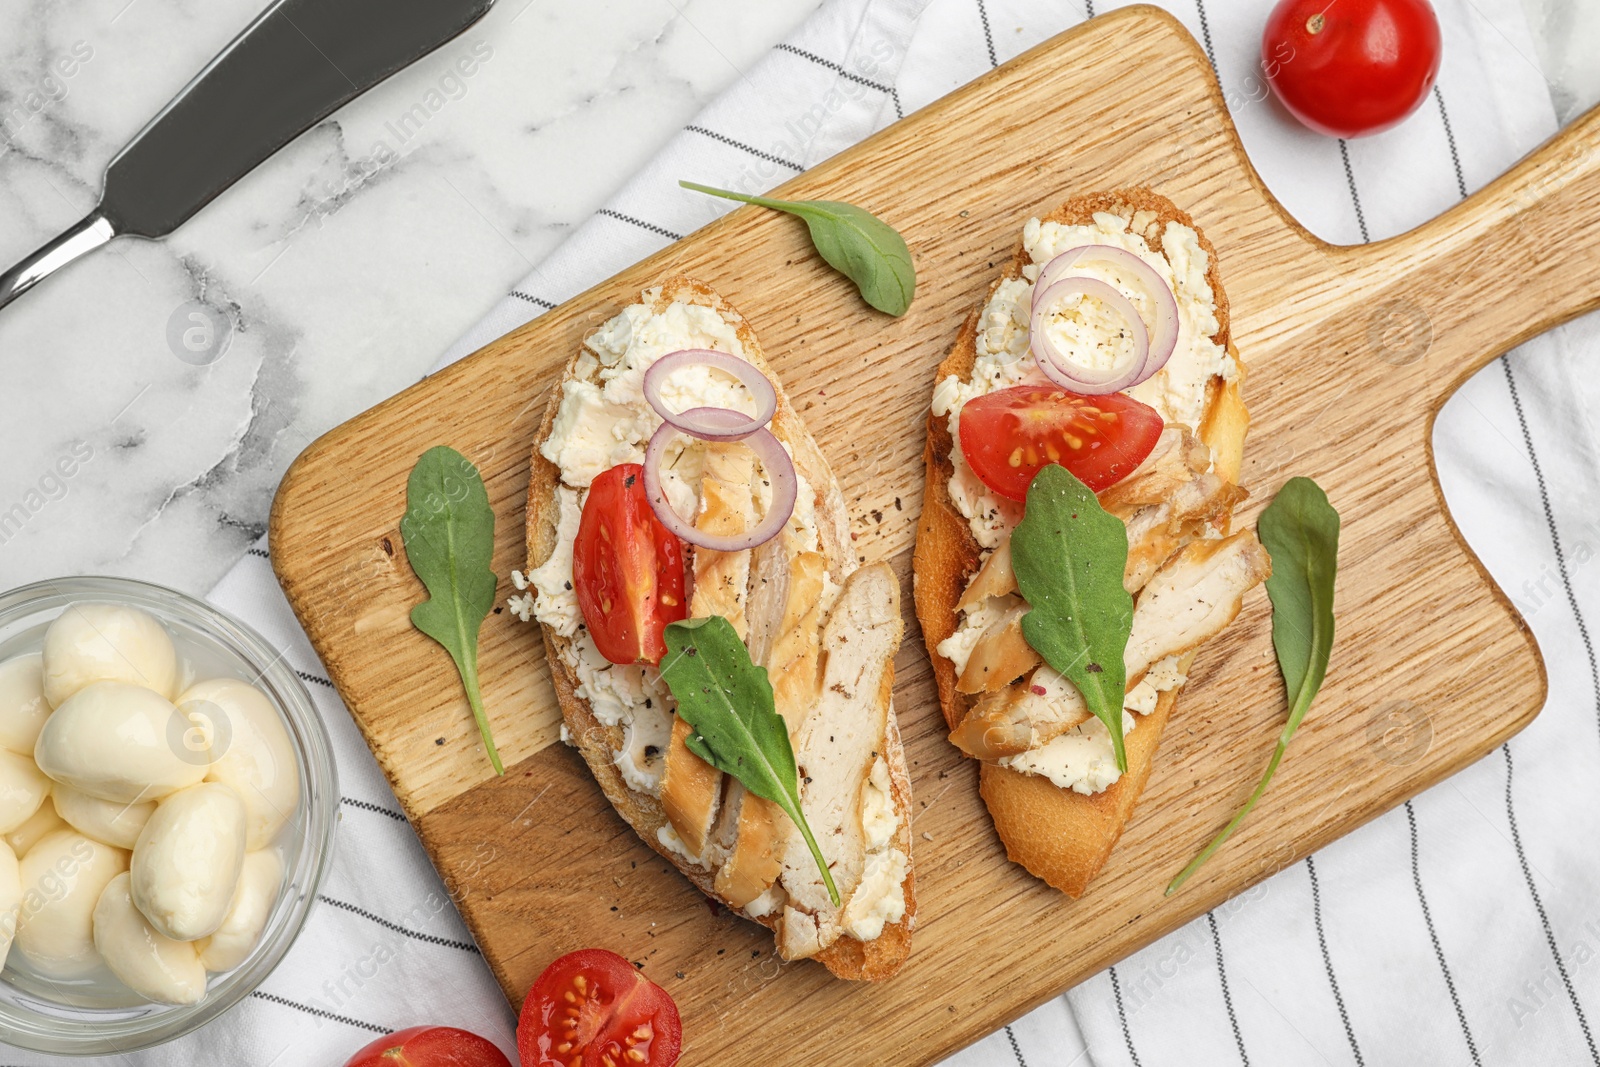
[527,277,915,978]
[912,191,1248,898]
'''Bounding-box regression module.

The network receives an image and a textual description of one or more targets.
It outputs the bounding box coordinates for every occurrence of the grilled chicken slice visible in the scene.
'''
[1123,531,1271,687]
[715,544,833,908]
[957,540,1015,614]
[956,599,1041,694]
[776,563,901,960]
[1099,427,1212,516]
[711,782,781,908]
[659,717,723,855]
[659,445,755,857]
[1123,474,1249,593]
[949,531,1270,760]
[686,444,755,634]
[948,664,1091,759]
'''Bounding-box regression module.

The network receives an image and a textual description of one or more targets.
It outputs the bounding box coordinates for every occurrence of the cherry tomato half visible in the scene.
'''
[573,464,687,666]
[341,1025,512,1067]
[1262,0,1442,138]
[517,949,683,1067]
[958,385,1164,501]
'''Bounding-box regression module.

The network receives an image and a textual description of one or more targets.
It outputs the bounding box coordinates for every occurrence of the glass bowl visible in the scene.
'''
[0,576,337,1055]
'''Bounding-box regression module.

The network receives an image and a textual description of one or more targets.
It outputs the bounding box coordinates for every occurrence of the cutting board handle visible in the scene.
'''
[1349,103,1600,387]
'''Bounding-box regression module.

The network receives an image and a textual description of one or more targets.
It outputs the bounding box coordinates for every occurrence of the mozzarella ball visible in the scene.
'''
[14,831,128,979]
[0,654,49,755]
[5,803,67,858]
[53,784,155,851]
[34,682,208,804]
[0,841,22,970]
[42,603,178,708]
[0,750,49,834]
[180,679,298,850]
[131,783,246,941]
[92,872,207,1006]
[197,850,281,972]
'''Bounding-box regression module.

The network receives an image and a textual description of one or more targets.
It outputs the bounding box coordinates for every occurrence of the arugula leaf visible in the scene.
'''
[1011,464,1135,772]
[399,446,504,776]
[659,615,840,906]
[1166,477,1340,895]
[679,180,915,316]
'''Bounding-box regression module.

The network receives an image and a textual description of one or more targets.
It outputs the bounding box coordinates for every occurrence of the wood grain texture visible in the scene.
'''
[267,6,1600,1062]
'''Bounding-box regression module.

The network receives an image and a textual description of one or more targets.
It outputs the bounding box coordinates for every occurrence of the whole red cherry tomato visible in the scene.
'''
[341,1025,511,1067]
[1262,0,1442,138]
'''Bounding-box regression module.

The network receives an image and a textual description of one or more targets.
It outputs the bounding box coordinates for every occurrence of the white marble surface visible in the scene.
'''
[0,0,1591,598]
[1523,0,1600,119]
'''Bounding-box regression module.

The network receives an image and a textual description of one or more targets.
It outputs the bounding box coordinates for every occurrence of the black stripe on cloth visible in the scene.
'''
[976,0,998,68]
[1109,965,1145,1067]
[247,547,269,560]
[1193,0,1218,71]
[297,670,335,690]
[774,43,906,120]
[251,990,388,1034]
[1085,0,1096,16]
[1003,1024,1028,1066]
[1307,856,1365,1066]
[596,209,683,242]
[319,894,480,953]
[684,125,803,172]
[1406,801,1483,1065]
[1502,361,1600,741]
[1503,743,1600,1062]
[511,291,556,310]
[1207,911,1250,1066]
[1434,88,1469,200]
[341,795,408,822]
[1337,140,1371,243]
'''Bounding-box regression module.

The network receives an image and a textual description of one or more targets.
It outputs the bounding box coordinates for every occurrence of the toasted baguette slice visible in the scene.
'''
[913,191,1250,897]
[527,278,915,978]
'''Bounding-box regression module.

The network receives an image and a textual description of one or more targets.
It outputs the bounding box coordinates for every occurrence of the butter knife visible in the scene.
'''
[0,0,495,311]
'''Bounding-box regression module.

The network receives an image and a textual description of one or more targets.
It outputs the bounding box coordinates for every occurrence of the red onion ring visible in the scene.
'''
[1033,244,1180,383]
[643,409,798,552]
[642,349,777,442]
[1029,278,1150,395]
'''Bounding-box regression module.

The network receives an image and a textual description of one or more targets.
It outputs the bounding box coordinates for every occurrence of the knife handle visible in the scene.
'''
[0,214,117,313]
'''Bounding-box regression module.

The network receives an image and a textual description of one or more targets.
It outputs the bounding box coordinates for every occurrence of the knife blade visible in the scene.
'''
[0,0,495,311]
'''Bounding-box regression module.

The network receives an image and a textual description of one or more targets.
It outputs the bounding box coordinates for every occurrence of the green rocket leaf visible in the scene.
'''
[659,615,840,906]
[680,180,915,316]
[1010,463,1135,772]
[1167,477,1340,895]
[399,446,504,775]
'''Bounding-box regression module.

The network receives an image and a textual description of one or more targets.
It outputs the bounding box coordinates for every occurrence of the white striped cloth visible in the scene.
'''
[31,0,1596,1063]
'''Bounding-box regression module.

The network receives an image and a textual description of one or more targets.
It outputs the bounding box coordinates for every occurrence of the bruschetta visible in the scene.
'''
[523,277,915,979]
[914,190,1267,897]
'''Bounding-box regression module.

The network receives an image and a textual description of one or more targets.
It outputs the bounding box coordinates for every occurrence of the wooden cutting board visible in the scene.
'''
[269,6,1600,1062]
